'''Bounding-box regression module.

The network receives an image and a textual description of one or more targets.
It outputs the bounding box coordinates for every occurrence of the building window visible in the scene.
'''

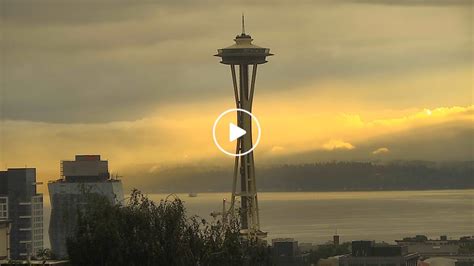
[0,197,7,219]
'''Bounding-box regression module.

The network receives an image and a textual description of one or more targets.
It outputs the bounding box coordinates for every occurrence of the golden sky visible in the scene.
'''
[0,0,472,186]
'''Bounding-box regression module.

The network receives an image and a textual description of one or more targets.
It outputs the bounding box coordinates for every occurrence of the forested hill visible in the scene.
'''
[257,161,473,191]
[121,161,474,193]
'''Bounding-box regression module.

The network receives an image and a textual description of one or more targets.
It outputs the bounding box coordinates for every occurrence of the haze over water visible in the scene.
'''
[42,189,473,247]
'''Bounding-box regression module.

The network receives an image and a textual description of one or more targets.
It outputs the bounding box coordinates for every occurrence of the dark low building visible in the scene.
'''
[396,235,470,257]
[273,238,298,258]
[272,238,310,266]
[339,240,419,266]
[273,238,298,265]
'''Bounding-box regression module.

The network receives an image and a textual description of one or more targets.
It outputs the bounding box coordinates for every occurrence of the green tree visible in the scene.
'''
[36,248,55,261]
[66,190,270,265]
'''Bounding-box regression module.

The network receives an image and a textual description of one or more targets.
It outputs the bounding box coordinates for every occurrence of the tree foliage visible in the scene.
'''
[67,190,270,265]
[36,248,55,260]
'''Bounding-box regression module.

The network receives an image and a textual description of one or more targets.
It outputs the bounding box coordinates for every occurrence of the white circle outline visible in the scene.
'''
[212,108,261,157]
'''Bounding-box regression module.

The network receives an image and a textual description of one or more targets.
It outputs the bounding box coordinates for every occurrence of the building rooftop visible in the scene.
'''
[272,238,297,243]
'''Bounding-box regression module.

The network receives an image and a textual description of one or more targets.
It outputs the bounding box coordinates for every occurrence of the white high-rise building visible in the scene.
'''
[48,155,123,259]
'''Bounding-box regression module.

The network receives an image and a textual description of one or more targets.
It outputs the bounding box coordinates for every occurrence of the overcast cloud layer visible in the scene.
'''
[1,0,471,122]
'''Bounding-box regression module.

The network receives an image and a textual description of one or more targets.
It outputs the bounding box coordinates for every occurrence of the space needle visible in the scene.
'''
[215,16,272,239]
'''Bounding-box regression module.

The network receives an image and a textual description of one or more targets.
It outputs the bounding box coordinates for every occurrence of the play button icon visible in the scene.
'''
[229,123,246,142]
[212,108,261,157]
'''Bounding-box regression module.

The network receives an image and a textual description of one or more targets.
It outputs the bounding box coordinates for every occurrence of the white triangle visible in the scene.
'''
[229,123,246,142]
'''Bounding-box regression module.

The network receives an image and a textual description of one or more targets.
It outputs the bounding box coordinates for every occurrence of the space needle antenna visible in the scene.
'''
[242,13,245,34]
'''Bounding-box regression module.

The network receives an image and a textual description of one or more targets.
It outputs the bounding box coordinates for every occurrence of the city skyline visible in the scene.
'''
[0,1,472,264]
[1,1,472,188]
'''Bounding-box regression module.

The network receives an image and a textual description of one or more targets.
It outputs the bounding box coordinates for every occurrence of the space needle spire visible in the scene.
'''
[215,17,273,240]
[241,13,245,35]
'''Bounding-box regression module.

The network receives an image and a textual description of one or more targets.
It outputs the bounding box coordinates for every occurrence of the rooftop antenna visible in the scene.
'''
[241,13,245,35]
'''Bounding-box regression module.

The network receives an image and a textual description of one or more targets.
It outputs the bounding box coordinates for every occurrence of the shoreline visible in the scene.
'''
[131,187,474,195]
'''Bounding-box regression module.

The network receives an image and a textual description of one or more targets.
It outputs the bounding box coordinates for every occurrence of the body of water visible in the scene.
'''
[42,189,473,247]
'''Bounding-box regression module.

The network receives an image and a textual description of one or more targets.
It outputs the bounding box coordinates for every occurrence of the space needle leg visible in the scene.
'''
[239,63,251,230]
[230,138,239,215]
[230,64,240,218]
[231,65,240,107]
[249,64,257,109]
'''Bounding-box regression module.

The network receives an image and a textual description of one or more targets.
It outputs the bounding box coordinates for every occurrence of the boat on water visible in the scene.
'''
[188,192,198,197]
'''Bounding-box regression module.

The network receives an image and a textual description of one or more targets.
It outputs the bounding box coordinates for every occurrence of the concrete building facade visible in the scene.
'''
[48,155,123,259]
